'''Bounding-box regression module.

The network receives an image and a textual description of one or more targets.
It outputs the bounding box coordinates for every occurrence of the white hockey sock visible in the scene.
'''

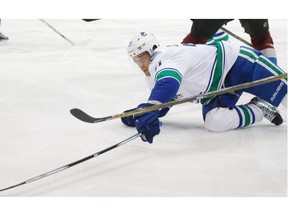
[204,104,263,132]
[234,104,264,128]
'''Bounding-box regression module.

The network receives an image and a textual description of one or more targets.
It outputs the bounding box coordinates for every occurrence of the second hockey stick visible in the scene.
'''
[0,133,141,193]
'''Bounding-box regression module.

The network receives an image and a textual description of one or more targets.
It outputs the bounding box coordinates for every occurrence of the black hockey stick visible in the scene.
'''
[0,133,140,193]
[70,73,287,123]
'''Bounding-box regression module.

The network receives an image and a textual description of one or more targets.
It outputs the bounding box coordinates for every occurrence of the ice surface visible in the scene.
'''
[0,19,287,197]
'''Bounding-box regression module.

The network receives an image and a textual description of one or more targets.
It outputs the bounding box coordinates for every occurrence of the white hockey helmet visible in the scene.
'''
[127,32,160,58]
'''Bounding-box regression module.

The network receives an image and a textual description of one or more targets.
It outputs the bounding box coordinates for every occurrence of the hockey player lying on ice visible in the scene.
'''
[121,32,287,144]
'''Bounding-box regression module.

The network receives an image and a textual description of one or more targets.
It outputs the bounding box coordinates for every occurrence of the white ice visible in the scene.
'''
[0,19,287,197]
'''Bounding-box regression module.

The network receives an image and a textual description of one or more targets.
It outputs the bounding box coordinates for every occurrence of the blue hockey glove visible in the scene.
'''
[121,105,169,127]
[159,107,170,118]
[134,103,161,144]
[121,108,137,127]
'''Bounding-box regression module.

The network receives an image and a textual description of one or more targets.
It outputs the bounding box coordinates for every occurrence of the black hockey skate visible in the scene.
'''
[250,97,283,126]
[0,32,9,41]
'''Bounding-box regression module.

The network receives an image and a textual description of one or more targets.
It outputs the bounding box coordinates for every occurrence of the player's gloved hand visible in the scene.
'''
[134,103,161,144]
[121,105,169,127]
[158,107,170,117]
[121,108,137,127]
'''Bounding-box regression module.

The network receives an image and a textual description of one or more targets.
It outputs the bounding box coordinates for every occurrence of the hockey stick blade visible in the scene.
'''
[0,133,141,193]
[70,73,287,124]
[82,19,101,22]
[70,108,114,123]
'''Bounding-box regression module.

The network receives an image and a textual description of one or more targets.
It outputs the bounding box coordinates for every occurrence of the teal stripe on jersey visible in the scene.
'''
[156,69,182,84]
[240,47,287,80]
[258,55,287,77]
[201,42,224,104]
[239,48,258,61]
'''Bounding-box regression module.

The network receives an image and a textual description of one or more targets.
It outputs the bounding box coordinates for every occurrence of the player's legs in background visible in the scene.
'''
[239,19,277,64]
[182,19,232,44]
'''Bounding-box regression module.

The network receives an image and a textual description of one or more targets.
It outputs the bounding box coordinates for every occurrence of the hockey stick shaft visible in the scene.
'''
[70,73,287,123]
[39,19,75,46]
[0,133,141,193]
[119,73,287,115]
[220,26,252,47]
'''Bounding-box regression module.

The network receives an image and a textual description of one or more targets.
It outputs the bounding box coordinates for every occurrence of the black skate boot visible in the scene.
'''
[0,32,9,41]
[250,97,283,126]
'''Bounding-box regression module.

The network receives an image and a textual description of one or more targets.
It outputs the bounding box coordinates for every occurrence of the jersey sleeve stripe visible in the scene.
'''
[156,68,182,84]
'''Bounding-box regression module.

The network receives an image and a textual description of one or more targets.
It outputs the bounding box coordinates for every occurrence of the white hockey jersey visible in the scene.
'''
[145,42,240,103]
